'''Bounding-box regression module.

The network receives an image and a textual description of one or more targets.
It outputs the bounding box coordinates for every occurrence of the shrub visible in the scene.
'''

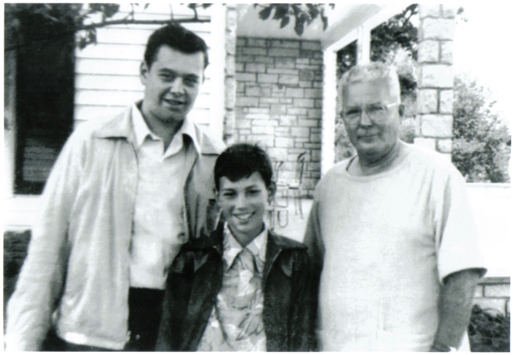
[468,304,510,352]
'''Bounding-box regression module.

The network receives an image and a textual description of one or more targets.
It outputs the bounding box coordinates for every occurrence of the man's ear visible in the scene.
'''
[267,181,277,203]
[140,62,149,85]
[213,187,219,204]
[398,104,405,117]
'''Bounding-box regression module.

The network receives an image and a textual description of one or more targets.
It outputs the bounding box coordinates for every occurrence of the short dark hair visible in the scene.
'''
[144,23,209,68]
[214,143,274,190]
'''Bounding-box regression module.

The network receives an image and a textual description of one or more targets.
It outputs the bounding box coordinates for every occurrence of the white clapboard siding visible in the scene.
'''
[74,106,128,122]
[76,43,146,60]
[75,75,142,91]
[73,3,218,133]
[75,90,210,108]
[74,107,211,128]
[76,58,141,75]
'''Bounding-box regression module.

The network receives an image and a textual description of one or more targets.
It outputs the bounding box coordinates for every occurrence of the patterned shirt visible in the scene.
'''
[197,223,268,351]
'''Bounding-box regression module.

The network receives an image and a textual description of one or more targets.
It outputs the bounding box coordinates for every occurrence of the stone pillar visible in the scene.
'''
[321,48,336,175]
[415,4,456,158]
[223,4,238,145]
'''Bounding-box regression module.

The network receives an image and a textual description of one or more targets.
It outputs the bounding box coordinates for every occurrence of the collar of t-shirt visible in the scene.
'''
[131,103,201,157]
[222,223,268,273]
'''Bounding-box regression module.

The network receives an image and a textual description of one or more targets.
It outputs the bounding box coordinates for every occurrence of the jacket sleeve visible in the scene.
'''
[289,249,318,351]
[5,131,84,351]
[155,249,194,351]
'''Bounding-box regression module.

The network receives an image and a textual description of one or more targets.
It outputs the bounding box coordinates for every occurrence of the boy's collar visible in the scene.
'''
[180,223,307,279]
[222,223,268,272]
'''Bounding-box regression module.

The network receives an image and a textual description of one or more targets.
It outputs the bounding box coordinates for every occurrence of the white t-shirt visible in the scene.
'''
[311,143,486,351]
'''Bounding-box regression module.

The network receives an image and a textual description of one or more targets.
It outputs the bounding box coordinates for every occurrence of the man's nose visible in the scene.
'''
[359,110,373,126]
[169,77,185,94]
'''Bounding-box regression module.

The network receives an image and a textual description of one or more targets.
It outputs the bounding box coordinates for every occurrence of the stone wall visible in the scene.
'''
[474,277,510,316]
[415,4,456,157]
[235,37,323,196]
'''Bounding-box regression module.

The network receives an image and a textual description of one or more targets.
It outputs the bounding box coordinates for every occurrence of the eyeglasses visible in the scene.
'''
[341,102,399,124]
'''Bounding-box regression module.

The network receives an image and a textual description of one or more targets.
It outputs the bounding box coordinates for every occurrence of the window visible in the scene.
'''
[13,11,75,195]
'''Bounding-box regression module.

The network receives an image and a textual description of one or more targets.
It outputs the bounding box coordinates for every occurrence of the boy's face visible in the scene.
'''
[216,172,275,246]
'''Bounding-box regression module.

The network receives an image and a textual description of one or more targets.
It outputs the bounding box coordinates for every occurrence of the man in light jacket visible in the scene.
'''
[5,23,225,351]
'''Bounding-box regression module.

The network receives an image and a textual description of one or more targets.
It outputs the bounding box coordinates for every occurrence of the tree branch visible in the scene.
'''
[79,17,210,31]
[5,17,211,52]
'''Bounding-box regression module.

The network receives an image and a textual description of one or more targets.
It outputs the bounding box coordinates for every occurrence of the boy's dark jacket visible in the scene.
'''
[155,223,317,351]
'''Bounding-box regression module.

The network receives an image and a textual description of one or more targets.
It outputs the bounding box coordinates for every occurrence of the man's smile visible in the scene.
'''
[233,212,254,222]
[163,98,185,106]
[357,133,378,141]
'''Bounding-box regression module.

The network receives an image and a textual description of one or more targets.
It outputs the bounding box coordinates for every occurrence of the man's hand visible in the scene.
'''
[430,268,482,351]
[429,340,456,352]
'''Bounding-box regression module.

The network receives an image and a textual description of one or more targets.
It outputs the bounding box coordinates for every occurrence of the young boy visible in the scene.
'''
[155,143,316,351]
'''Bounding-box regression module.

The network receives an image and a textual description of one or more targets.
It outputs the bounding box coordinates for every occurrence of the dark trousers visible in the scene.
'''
[43,288,164,351]
[125,287,165,351]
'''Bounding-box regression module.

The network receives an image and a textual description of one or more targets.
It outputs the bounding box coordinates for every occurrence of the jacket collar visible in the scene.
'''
[262,229,307,281]
[92,103,224,155]
[184,223,306,279]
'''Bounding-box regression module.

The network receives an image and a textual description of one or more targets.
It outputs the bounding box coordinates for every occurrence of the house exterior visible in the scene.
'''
[3,4,510,316]
[4,3,455,216]
[5,3,456,198]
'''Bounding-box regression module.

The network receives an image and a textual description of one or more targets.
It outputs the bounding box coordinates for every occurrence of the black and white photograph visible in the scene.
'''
[3,2,511,352]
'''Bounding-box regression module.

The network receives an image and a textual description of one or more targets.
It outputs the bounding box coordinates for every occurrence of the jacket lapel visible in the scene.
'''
[181,225,224,350]
[188,225,223,272]
[263,231,284,283]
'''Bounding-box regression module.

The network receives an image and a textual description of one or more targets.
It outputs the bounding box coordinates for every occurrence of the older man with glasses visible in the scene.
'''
[304,62,486,352]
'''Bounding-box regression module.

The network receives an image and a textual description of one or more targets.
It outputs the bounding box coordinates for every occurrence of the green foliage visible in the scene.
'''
[336,40,357,78]
[337,4,418,86]
[6,3,333,51]
[254,4,334,36]
[334,4,512,181]
[370,4,418,98]
[5,4,83,46]
[452,75,511,182]
[370,5,418,60]
[5,3,212,51]
[3,230,32,326]
[468,304,510,352]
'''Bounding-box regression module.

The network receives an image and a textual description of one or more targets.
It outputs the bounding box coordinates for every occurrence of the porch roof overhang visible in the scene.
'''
[236,3,408,176]
[236,3,406,50]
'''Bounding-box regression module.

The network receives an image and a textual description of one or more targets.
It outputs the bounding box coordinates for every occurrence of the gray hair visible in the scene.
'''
[339,62,401,101]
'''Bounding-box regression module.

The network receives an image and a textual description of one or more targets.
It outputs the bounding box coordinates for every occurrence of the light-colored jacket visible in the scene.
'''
[5,106,225,350]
